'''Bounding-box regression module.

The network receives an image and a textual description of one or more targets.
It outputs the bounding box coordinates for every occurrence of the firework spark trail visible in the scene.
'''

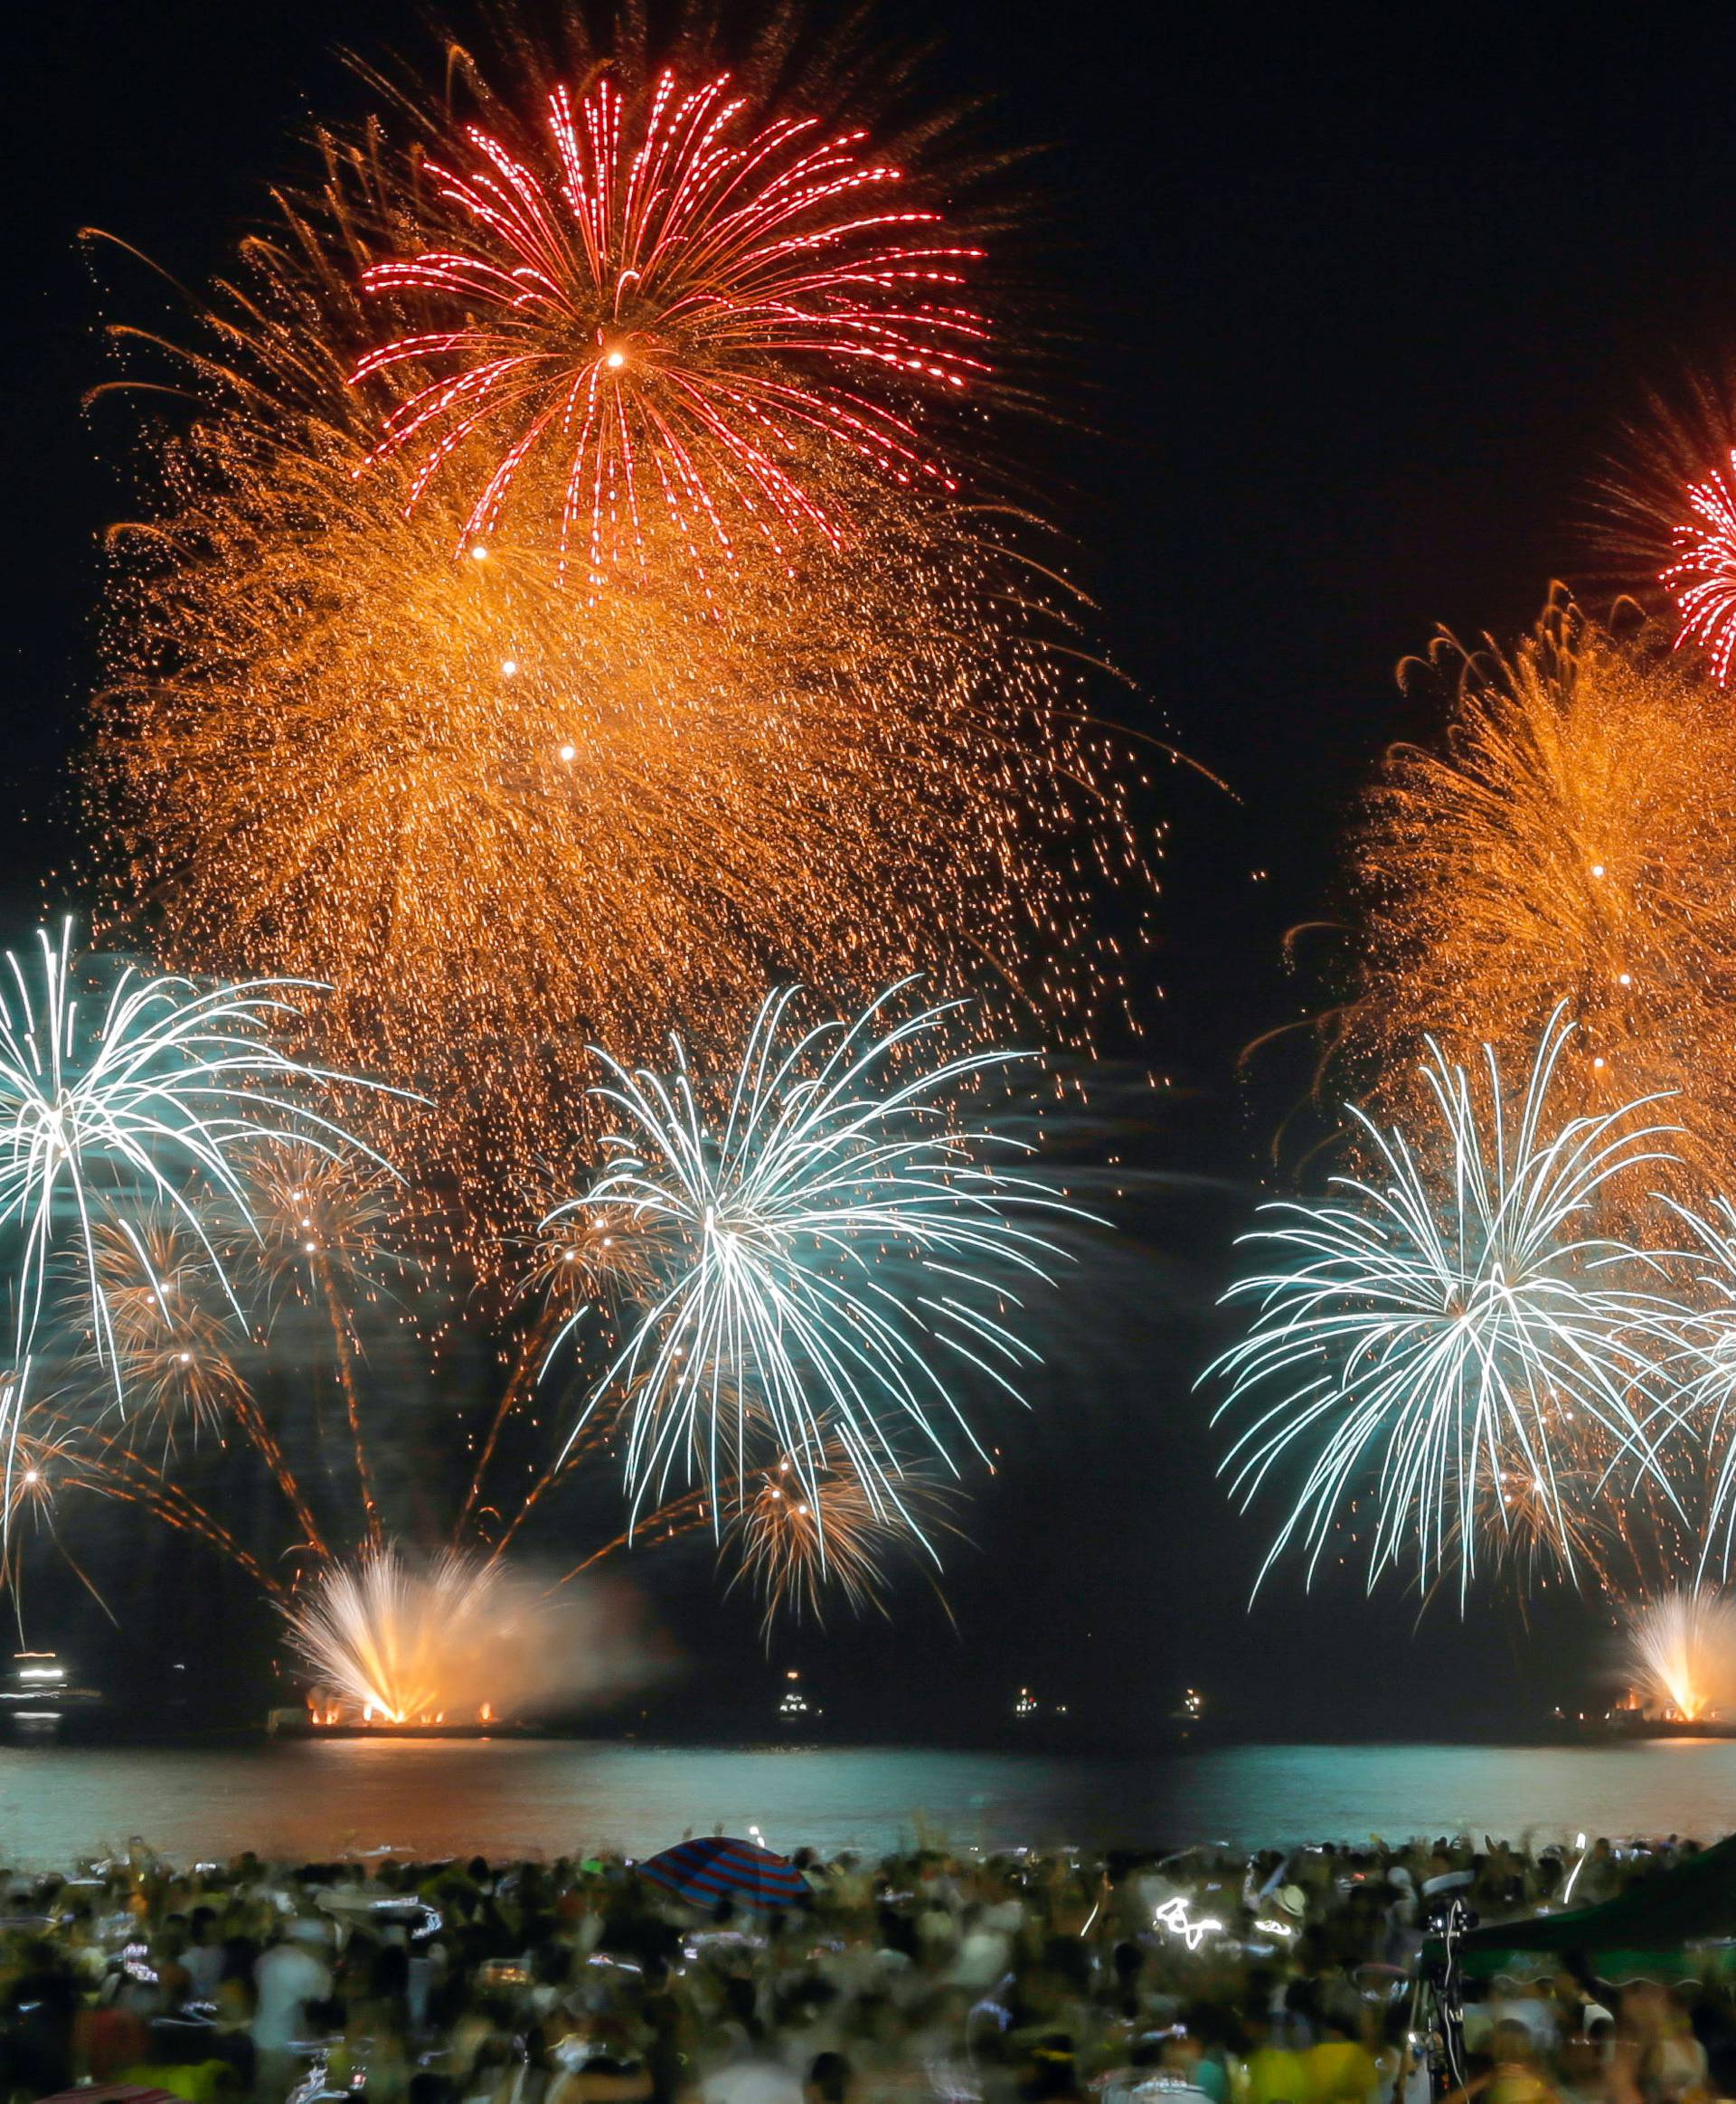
[456,1209,657,1541]
[549,1478,718,1588]
[353,68,987,582]
[546,981,1090,1532]
[0,922,396,1505]
[1208,1011,1686,1603]
[1625,1588,1736,1722]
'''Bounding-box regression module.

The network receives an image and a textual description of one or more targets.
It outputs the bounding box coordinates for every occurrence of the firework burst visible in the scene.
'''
[548,982,1086,1529]
[726,1440,957,1637]
[76,1216,250,1444]
[1662,453,1736,683]
[92,156,1150,1252]
[1334,595,1736,1226]
[1210,1012,1683,1602]
[353,66,988,581]
[0,922,391,1465]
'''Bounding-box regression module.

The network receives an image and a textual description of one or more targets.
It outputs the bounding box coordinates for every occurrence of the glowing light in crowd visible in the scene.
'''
[1152,1897,1222,1951]
[1664,453,1736,684]
[1625,1589,1736,1723]
[548,982,1087,1526]
[1208,1012,1682,1602]
[353,69,987,579]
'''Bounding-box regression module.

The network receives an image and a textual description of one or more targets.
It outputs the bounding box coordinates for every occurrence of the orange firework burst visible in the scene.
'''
[78,1217,250,1445]
[90,116,1150,1257]
[725,1444,959,1638]
[353,65,987,580]
[1330,591,1736,1221]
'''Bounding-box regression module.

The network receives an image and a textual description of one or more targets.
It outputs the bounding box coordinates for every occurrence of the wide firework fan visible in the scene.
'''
[1624,1589,1736,1722]
[546,981,1088,1528]
[284,1544,600,1724]
[353,65,988,579]
[1208,1011,1684,1603]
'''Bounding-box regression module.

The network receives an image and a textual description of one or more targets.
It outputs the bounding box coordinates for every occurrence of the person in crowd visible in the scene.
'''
[0,1829,1727,2104]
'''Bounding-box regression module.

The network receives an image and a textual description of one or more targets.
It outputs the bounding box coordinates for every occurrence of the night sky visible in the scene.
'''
[0,3,1721,1741]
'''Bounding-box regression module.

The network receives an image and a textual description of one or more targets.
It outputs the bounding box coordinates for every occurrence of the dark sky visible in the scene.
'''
[0,2,1723,1741]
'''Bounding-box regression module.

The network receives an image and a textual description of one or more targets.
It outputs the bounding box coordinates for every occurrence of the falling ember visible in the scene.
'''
[352,69,988,581]
[1664,454,1736,684]
[1626,1590,1736,1723]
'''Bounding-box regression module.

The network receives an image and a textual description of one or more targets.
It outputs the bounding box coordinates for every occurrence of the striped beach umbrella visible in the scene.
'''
[639,1835,811,1911]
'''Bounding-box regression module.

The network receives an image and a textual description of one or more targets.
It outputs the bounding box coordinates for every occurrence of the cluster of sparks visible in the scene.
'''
[0,922,390,1474]
[1220,569,1736,1603]
[0,954,1066,1650]
[1335,595,1736,1229]
[35,16,1149,1663]
[353,68,986,582]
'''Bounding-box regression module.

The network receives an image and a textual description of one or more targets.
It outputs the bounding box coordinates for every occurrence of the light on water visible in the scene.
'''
[4,1741,1736,1869]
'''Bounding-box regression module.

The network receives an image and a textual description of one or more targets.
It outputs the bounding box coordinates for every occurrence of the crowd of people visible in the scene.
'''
[0,1831,1731,2104]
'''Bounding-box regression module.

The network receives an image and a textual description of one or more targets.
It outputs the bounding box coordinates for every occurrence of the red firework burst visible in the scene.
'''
[351,69,990,580]
[1664,450,1736,683]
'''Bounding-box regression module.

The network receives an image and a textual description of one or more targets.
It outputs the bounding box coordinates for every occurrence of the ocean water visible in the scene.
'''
[2,1738,1735,1869]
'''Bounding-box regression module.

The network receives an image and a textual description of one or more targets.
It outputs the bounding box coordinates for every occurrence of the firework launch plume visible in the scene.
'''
[1625,1589,1736,1723]
[1335,595,1736,1225]
[353,65,987,581]
[1209,1011,1683,1603]
[548,981,1088,1531]
[285,1544,636,1723]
